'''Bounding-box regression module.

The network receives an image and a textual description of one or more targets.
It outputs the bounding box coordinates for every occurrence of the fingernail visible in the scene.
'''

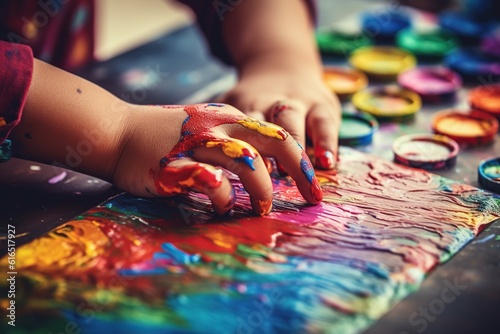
[310,177,323,203]
[315,147,336,170]
[257,199,273,216]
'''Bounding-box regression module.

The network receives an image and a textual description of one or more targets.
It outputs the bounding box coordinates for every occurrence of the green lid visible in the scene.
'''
[396,28,458,57]
[316,30,373,55]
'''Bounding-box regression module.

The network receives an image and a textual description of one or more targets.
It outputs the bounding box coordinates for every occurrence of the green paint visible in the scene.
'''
[339,117,373,139]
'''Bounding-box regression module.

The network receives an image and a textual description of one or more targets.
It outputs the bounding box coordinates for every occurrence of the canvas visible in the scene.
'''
[1,148,499,334]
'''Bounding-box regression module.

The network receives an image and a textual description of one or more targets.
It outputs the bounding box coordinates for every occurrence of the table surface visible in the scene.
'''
[1,1,499,333]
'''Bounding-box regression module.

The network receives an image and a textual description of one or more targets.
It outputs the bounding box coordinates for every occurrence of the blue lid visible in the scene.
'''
[478,157,500,193]
[445,49,500,80]
[362,11,411,39]
[439,11,492,39]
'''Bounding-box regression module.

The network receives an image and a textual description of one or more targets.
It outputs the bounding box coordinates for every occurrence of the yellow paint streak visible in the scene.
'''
[206,139,258,159]
[4,221,109,270]
[205,231,238,249]
[237,118,288,140]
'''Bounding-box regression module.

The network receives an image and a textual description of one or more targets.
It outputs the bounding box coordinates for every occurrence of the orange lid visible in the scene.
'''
[469,85,500,117]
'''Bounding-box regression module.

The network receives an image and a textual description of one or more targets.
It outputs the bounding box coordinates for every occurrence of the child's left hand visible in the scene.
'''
[218,60,341,170]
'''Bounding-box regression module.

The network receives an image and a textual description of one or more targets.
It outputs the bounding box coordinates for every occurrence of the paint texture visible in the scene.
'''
[1,148,499,334]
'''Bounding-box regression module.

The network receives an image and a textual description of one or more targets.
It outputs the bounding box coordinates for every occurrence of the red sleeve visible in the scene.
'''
[0,40,33,142]
[177,0,317,64]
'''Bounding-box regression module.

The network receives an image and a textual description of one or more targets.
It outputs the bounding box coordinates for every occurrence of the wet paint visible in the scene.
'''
[478,157,500,194]
[2,148,498,334]
[432,110,499,145]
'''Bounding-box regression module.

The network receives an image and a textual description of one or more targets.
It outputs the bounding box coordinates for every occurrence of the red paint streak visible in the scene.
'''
[310,177,324,202]
[153,163,222,196]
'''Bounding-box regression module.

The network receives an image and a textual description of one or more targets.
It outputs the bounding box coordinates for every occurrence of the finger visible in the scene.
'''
[268,101,308,148]
[226,119,323,205]
[307,103,341,170]
[151,158,236,215]
[193,136,274,216]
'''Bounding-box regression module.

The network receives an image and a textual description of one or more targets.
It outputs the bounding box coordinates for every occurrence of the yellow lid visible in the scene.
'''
[349,46,417,78]
[323,66,368,96]
[352,85,422,120]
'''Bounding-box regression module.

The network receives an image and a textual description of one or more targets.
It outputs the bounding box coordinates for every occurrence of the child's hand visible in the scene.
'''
[113,103,323,216]
[218,59,341,170]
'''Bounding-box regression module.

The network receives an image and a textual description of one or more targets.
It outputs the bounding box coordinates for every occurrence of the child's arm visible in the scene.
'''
[8,58,323,215]
[218,0,341,170]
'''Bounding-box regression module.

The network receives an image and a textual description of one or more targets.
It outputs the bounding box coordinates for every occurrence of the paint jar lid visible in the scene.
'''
[431,109,499,145]
[393,133,459,170]
[478,157,500,193]
[469,85,500,118]
[349,47,417,79]
[396,28,458,58]
[352,85,422,121]
[316,30,372,55]
[445,49,500,81]
[439,11,492,39]
[323,66,368,97]
[339,111,378,147]
[361,11,411,39]
[397,67,462,100]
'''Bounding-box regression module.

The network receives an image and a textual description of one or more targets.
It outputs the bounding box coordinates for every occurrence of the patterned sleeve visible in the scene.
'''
[0,40,33,142]
[177,0,317,64]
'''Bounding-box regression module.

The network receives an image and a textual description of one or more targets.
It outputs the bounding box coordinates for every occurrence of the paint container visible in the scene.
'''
[481,27,500,59]
[393,133,459,170]
[352,85,422,122]
[478,157,500,194]
[469,85,500,119]
[431,109,499,146]
[438,11,492,45]
[339,111,378,147]
[445,49,500,82]
[349,46,416,81]
[316,30,372,56]
[396,28,458,60]
[323,66,368,99]
[397,67,462,103]
[361,11,411,43]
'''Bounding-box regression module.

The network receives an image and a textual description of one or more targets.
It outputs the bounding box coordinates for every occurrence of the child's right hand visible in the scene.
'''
[112,103,323,216]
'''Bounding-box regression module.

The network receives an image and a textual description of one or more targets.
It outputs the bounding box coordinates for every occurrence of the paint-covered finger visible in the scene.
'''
[307,103,341,170]
[193,137,274,216]
[269,101,308,148]
[151,159,235,215]
[225,120,323,205]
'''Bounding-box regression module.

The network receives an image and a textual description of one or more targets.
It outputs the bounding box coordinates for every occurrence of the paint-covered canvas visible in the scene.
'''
[1,148,499,334]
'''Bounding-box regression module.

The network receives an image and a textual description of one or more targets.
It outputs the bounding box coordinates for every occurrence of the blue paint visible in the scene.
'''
[300,158,314,183]
[236,156,256,170]
[161,242,201,264]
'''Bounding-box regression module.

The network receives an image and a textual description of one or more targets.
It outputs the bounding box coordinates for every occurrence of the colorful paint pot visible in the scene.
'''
[352,85,422,122]
[316,30,372,55]
[349,46,417,80]
[396,28,458,59]
[398,67,462,103]
[439,11,492,44]
[445,49,500,82]
[323,66,368,98]
[469,85,500,119]
[431,109,499,146]
[481,27,500,59]
[361,11,411,42]
[478,157,500,193]
[393,133,459,170]
[339,111,378,147]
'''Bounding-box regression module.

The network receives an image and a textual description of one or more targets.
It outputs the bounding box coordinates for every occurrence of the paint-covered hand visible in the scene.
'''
[218,64,341,170]
[112,103,323,216]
